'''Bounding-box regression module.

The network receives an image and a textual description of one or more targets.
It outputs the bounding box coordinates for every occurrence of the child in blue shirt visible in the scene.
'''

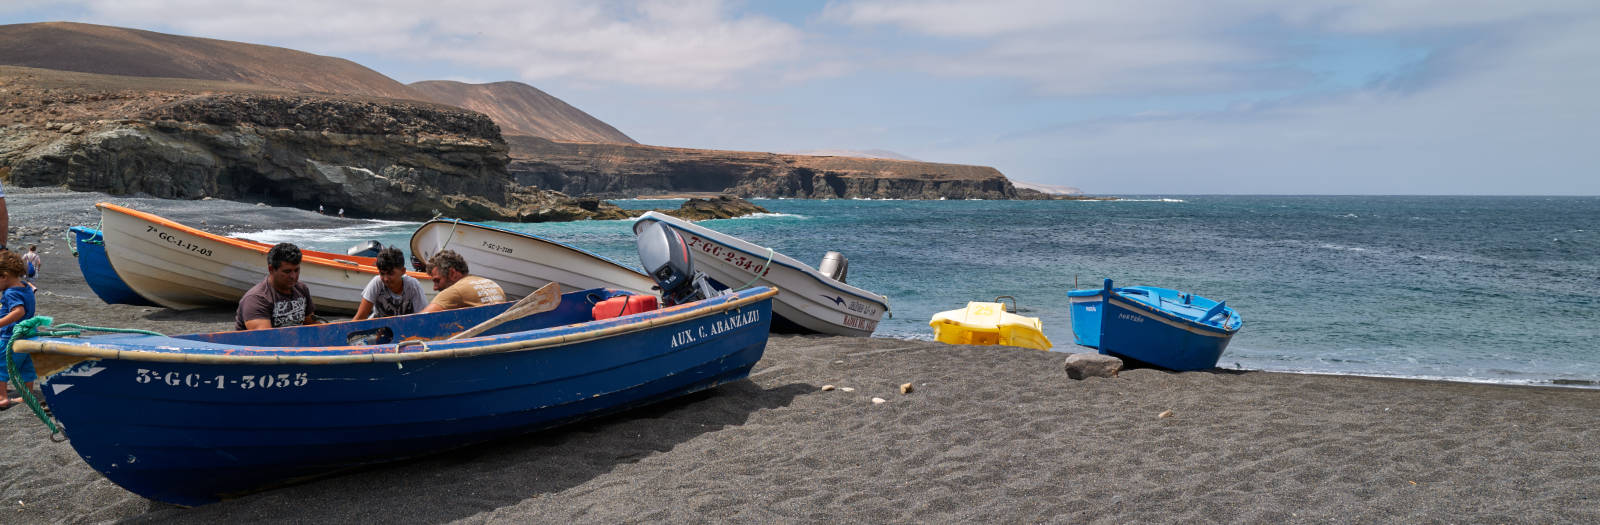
[0,250,37,409]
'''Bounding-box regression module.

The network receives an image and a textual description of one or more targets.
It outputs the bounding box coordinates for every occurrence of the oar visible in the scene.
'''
[447,282,561,340]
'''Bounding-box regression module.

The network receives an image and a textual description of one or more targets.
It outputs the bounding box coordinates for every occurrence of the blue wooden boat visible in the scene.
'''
[15,286,777,506]
[1067,279,1242,371]
[67,226,158,306]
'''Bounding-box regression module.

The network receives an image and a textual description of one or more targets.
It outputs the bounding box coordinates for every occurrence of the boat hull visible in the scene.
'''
[20,287,776,505]
[1098,293,1235,371]
[1067,281,1242,371]
[634,211,889,337]
[96,203,432,314]
[69,226,158,306]
[409,219,654,299]
[1066,292,1102,348]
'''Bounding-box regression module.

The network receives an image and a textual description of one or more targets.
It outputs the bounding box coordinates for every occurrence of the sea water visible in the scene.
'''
[245,196,1600,387]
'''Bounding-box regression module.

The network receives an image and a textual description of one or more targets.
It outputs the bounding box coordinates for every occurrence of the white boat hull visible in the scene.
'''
[634,211,889,337]
[98,203,432,315]
[410,220,655,299]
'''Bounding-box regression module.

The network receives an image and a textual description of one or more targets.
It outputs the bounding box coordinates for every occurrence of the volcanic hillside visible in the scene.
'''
[0,21,629,144]
[410,81,636,144]
[0,21,417,99]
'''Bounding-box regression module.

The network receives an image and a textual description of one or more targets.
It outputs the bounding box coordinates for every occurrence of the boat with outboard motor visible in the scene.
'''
[1067,279,1242,371]
[95,202,434,314]
[410,219,654,299]
[16,224,777,505]
[68,226,157,307]
[631,211,888,337]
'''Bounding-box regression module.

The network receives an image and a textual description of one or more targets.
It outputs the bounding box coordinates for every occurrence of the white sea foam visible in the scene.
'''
[630,211,807,222]
[1111,198,1186,203]
[235,219,417,244]
[1249,367,1600,390]
[732,212,807,220]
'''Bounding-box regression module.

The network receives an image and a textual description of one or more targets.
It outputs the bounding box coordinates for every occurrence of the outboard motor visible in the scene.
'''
[347,240,383,258]
[636,222,721,306]
[818,251,848,283]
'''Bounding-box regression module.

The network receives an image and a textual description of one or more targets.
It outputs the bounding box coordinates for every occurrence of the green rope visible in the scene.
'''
[5,316,165,438]
[50,323,165,337]
[732,248,776,291]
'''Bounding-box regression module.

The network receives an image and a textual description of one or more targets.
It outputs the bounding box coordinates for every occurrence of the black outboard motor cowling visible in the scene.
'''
[636,221,721,306]
[347,240,383,258]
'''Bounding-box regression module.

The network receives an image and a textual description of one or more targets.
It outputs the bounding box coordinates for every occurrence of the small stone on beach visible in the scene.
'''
[899,383,913,394]
[841,387,855,392]
[1063,353,1123,380]
[821,385,835,391]
[871,397,886,404]
[1158,410,1174,418]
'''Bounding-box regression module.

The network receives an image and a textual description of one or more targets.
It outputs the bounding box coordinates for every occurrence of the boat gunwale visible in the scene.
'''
[412,219,649,279]
[16,288,779,365]
[1104,293,1240,337]
[97,202,428,279]
[633,212,890,311]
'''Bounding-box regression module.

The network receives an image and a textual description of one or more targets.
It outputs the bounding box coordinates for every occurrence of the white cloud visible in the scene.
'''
[962,16,1600,194]
[824,0,1599,96]
[65,0,805,89]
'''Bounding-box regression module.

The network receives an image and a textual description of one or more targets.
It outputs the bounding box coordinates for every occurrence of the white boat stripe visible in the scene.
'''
[1105,295,1234,338]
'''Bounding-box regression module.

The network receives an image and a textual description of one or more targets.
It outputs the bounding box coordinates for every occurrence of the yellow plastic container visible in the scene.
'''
[929,301,1053,350]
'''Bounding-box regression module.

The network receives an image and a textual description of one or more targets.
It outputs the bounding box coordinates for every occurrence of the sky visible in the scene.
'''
[3,0,1597,195]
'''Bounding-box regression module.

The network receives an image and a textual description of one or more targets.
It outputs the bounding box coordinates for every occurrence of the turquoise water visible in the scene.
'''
[252,196,1600,386]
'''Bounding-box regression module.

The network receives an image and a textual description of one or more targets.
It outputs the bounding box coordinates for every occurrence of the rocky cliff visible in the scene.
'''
[0,67,607,221]
[506,136,1034,200]
[0,67,786,221]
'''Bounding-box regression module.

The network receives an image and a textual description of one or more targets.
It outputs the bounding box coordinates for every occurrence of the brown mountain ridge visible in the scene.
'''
[0,21,629,145]
[410,81,635,144]
[0,21,418,99]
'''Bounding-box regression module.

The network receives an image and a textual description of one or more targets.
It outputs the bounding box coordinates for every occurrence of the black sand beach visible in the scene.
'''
[2,189,1598,523]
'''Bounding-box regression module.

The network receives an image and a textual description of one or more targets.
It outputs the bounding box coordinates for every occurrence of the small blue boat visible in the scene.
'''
[16,286,776,505]
[1067,279,1242,371]
[67,226,157,306]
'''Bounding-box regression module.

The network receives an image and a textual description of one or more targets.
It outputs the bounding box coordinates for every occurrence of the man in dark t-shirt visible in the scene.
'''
[235,243,317,331]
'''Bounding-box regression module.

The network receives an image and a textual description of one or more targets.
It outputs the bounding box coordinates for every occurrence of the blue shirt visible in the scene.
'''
[0,285,36,349]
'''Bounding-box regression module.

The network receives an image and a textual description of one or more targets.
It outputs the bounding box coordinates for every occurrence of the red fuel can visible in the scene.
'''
[592,294,659,320]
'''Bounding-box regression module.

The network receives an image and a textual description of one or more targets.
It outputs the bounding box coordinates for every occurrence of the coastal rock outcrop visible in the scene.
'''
[671,195,770,220]
[516,195,770,222]
[505,136,1039,200]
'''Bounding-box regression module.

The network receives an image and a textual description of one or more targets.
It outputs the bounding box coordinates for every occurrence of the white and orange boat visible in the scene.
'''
[409,218,655,299]
[96,202,434,314]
